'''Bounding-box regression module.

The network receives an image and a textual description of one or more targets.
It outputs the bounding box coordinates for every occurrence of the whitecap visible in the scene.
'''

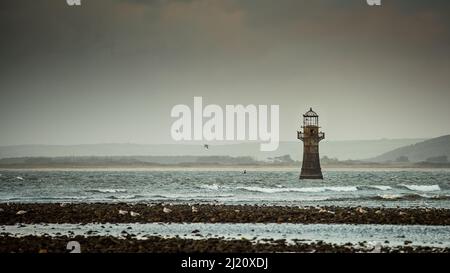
[378,194,403,200]
[399,184,440,192]
[369,185,392,191]
[107,195,143,200]
[88,189,127,193]
[325,186,358,192]
[237,186,290,193]
[150,193,234,199]
[199,184,220,190]
[237,186,357,193]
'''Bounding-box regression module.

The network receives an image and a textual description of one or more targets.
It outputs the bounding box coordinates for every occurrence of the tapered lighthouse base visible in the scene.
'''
[299,152,323,179]
[299,172,323,179]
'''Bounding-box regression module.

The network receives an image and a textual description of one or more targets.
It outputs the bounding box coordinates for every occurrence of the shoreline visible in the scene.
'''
[1,165,450,171]
[1,203,449,225]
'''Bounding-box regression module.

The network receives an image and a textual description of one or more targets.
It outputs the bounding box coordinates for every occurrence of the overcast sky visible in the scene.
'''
[0,0,449,146]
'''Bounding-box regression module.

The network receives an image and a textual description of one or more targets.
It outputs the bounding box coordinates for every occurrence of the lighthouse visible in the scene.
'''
[297,108,325,179]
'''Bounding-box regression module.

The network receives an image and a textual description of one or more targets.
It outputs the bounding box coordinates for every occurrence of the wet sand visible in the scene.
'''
[1,203,449,225]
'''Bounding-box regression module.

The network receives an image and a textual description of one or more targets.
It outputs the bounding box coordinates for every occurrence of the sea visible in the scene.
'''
[2,168,450,249]
[1,168,449,208]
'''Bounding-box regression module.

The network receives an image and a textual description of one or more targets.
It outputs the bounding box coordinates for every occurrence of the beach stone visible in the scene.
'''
[163,207,172,214]
[356,208,367,214]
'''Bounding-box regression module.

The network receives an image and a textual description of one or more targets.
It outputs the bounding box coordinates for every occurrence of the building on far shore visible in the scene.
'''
[298,108,325,179]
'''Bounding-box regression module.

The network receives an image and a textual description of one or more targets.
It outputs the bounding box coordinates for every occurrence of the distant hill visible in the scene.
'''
[369,135,450,163]
[0,155,265,167]
[0,139,425,161]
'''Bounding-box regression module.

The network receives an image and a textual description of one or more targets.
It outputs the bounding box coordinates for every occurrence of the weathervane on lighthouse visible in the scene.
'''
[298,108,325,179]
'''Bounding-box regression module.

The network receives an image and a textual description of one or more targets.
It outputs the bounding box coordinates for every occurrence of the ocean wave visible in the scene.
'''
[324,186,359,192]
[165,194,234,199]
[237,186,358,193]
[2,196,90,201]
[87,189,127,193]
[295,196,331,201]
[321,194,450,202]
[106,195,144,200]
[357,185,393,191]
[375,193,450,201]
[199,184,221,190]
[399,184,441,192]
[369,185,392,191]
[127,193,235,200]
[376,194,404,200]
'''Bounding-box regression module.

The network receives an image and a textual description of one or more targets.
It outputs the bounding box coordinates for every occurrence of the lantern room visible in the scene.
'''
[303,107,319,127]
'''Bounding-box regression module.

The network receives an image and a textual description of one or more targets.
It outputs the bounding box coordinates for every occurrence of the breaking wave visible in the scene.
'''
[399,184,441,192]
[368,185,392,191]
[106,195,145,200]
[375,193,449,201]
[87,189,128,193]
[237,186,358,193]
[199,184,221,190]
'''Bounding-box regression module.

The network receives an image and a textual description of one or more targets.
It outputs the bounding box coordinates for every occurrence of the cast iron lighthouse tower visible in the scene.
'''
[297,108,325,179]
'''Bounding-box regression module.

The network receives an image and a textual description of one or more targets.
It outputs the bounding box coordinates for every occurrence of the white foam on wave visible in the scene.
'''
[377,193,448,200]
[199,184,220,190]
[378,194,403,200]
[325,186,359,192]
[416,193,441,199]
[369,185,392,191]
[153,193,234,199]
[107,194,143,200]
[89,189,127,193]
[237,186,290,193]
[237,186,358,193]
[400,184,440,192]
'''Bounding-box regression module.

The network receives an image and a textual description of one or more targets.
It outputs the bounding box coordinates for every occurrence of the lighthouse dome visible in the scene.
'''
[303,108,318,117]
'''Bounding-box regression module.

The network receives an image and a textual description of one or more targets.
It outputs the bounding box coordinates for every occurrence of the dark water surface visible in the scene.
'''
[1,169,449,208]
